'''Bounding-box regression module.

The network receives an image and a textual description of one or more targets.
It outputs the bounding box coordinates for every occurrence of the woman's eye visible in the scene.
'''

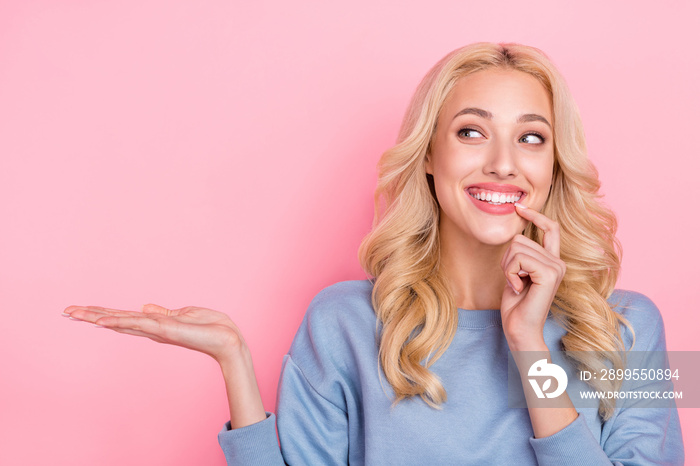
[519,133,544,144]
[458,128,484,139]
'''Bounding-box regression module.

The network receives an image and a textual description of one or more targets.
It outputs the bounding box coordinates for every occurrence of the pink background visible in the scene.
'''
[1,1,698,464]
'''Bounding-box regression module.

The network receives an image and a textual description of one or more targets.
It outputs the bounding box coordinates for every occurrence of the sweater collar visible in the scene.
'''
[457,308,502,328]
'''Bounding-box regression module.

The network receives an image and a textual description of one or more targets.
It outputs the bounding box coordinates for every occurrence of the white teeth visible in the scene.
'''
[468,190,523,205]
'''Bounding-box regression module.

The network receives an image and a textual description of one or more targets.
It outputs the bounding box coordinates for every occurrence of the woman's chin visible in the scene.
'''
[475,235,520,247]
[439,212,528,247]
[470,224,524,246]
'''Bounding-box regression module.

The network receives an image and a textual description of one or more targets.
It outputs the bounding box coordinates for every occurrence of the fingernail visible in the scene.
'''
[68,316,81,321]
[61,313,71,317]
[514,202,527,209]
[94,324,105,328]
[518,270,528,277]
[507,280,520,295]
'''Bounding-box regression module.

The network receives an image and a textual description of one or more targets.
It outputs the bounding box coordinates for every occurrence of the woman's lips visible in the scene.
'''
[465,187,527,215]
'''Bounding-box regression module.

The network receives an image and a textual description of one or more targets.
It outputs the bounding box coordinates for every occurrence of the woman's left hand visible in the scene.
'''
[500,203,566,351]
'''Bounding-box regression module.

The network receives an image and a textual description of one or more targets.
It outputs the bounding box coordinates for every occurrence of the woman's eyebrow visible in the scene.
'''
[518,113,551,128]
[452,108,552,129]
[453,107,493,120]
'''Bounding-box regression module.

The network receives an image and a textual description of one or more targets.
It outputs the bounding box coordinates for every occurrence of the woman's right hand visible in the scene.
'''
[63,304,268,428]
[63,304,245,364]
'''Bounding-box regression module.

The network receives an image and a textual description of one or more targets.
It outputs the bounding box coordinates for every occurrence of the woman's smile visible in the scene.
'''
[466,182,528,215]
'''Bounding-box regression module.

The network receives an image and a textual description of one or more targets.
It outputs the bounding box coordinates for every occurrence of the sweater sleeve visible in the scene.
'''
[217,414,285,465]
[274,285,356,465]
[215,354,350,465]
[529,292,684,465]
[217,283,355,465]
[274,354,350,465]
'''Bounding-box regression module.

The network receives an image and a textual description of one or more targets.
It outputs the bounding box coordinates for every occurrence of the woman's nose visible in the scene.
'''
[483,139,518,178]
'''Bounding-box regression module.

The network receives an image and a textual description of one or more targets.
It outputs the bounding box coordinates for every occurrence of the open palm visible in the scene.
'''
[64,304,244,364]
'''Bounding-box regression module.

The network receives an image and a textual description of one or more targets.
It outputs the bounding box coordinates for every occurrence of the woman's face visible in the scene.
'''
[426,68,554,247]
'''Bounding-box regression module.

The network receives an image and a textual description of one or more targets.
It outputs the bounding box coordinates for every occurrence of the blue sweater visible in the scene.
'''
[218,280,684,465]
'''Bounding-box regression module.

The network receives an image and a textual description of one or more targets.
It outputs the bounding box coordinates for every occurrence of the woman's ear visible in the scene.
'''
[425,152,433,175]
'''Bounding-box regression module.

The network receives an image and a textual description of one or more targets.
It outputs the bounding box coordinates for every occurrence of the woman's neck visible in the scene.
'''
[439,227,510,311]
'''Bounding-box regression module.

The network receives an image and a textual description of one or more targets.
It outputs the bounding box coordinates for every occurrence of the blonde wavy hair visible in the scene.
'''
[358,42,634,421]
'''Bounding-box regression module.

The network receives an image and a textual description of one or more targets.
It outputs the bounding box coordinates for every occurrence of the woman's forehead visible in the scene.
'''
[441,69,553,124]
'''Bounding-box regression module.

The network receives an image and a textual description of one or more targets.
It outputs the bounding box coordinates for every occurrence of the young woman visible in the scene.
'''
[64,43,684,464]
